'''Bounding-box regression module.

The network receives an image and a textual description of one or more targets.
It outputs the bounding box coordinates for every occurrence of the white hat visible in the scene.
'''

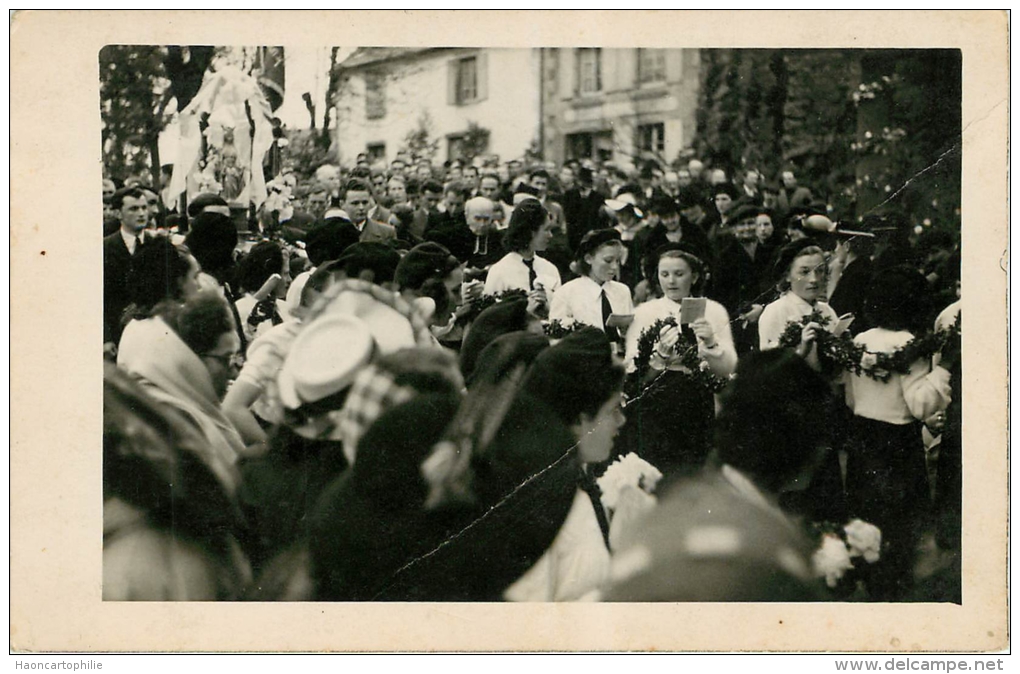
[323,207,351,221]
[277,314,375,409]
[320,290,418,354]
[605,192,644,218]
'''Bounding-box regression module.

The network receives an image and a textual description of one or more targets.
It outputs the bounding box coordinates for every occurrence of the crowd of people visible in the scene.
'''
[103,149,962,603]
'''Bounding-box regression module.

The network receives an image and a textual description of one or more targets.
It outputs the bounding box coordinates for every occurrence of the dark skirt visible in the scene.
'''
[845,416,929,600]
[615,370,715,485]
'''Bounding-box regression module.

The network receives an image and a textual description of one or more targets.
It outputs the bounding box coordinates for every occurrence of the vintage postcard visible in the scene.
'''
[9,10,1008,652]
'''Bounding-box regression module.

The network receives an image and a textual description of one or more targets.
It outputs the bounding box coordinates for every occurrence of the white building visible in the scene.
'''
[541,48,700,167]
[332,47,541,167]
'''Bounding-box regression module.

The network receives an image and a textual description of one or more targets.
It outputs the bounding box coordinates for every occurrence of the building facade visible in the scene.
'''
[540,48,700,168]
[332,47,541,167]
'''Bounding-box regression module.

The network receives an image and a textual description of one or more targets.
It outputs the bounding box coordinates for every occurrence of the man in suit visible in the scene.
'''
[423,181,472,261]
[561,167,607,253]
[341,178,397,244]
[104,186,150,354]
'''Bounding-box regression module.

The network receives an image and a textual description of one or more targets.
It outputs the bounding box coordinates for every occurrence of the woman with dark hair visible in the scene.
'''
[184,211,238,289]
[619,244,737,482]
[504,328,644,601]
[758,240,840,370]
[843,265,953,601]
[548,228,633,344]
[394,241,466,345]
[121,235,200,328]
[483,200,561,315]
[758,239,850,525]
[234,240,289,343]
[117,290,249,492]
[604,350,830,602]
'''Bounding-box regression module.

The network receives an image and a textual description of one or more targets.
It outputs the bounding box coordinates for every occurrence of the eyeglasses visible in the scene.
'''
[201,352,243,370]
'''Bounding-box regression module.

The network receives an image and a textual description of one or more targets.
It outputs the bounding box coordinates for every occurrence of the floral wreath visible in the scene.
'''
[456,288,529,325]
[777,310,961,382]
[626,316,730,398]
[543,318,586,340]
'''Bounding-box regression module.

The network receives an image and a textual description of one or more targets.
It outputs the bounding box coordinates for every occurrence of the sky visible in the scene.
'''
[274,45,354,131]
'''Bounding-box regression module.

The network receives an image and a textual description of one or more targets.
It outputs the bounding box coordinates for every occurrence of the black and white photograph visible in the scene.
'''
[11,10,1008,655]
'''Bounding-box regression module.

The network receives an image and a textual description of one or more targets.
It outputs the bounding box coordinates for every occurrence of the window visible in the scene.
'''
[637,123,665,155]
[637,49,666,84]
[566,132,593,161]
[456,56,478,103]
[448,53,488,106]
[577,48,602,94]
[366,143,386,163]
[566,130,613,162]
[365,72,386,120]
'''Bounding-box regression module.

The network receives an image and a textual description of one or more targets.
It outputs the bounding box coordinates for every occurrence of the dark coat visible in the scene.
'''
[561,188,607,252]
[103,230,136,344]
[827,256,875,335]
[423,210,473,262]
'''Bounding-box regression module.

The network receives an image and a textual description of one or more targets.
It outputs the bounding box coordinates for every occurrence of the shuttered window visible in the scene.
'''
[637,49,666,84]
[365,72,386,120]
[447,53,489,106]
[577,48,602,94]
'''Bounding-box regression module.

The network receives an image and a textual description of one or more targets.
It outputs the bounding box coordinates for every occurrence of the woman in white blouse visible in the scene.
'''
[618,244,737,483]
[549,228,633,343]
[757,239,849,526]
[844,266,953,601]
[484,199,561,316]
[758,240,839,370]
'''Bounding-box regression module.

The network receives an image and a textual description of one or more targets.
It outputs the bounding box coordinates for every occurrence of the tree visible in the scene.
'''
[99,45,173,186]
[456,121,491,164]
[401,110,440,162]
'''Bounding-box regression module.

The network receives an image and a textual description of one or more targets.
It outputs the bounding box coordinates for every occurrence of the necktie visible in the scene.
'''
[601,288,620,341]
[578,467,612,552]
[522,258,537,290]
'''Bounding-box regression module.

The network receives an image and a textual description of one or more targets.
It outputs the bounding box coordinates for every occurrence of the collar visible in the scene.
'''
[579,275,613,298]
[783,291,817,311]
[119,227,144,250]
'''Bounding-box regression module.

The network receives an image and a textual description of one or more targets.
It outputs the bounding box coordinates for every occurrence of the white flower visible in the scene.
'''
[844,519,882,563]
[598,453,663,511]
[812,534,854,588]
[865,131,873,139]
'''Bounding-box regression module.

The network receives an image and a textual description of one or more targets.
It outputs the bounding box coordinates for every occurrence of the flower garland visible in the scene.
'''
[627,316,730,397]
[456,288,529,325]
[777,310,961,382]
[543,319,585,340]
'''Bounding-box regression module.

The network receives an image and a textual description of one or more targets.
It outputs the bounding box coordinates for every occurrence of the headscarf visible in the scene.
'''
[117,316,244,494]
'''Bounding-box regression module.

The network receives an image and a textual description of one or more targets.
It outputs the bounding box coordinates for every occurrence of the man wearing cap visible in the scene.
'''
[187,192,231,220]
[633,197,712,295]
[709,204,774,354]
[560,167,606,255]
[703,182,741,245]
[423,181,473,262]
[341,178,397,243]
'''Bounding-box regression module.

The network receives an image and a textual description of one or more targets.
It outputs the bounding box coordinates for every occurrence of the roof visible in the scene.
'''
[339,47,444,70]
